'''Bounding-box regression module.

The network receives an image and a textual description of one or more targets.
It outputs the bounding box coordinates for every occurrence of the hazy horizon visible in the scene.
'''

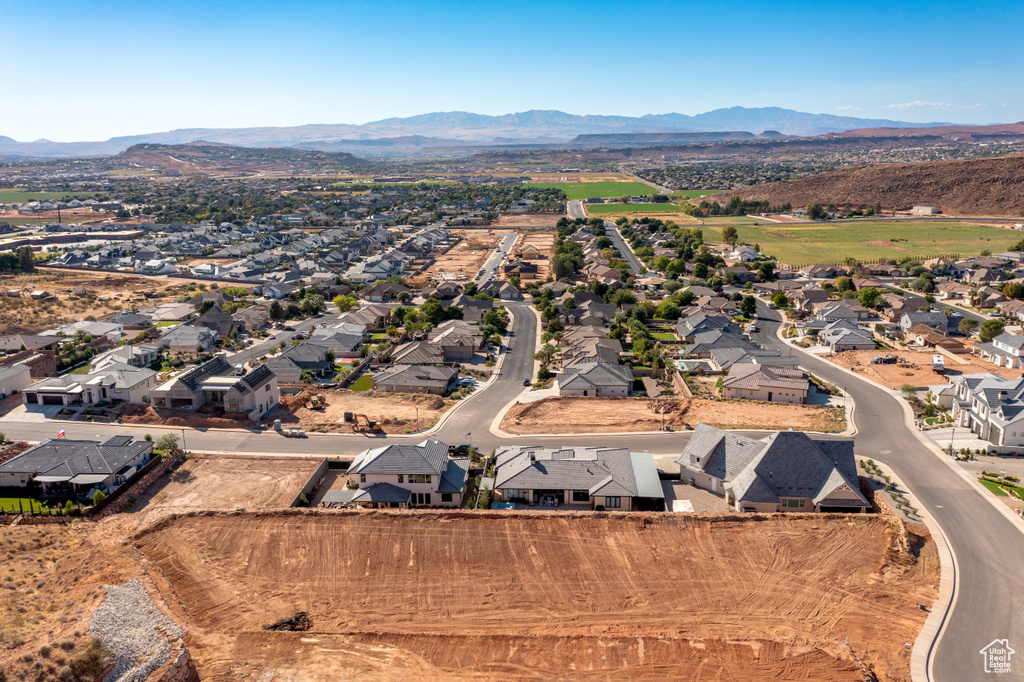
[3,0,1021,141]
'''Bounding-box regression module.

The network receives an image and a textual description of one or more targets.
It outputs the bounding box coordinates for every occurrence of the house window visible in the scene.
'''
[397,474,404,483]
[412,493,431,506]
[409,474,431,484]
[266,384,270,392]
[504,489,527,502]
[359,474,366,483]
[782,498,806,508]
[604,496,621,509]
[441,493,452,503]
[572,490,590,502]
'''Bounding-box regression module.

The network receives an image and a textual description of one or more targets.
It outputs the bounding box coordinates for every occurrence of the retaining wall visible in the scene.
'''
[290,458,329,507]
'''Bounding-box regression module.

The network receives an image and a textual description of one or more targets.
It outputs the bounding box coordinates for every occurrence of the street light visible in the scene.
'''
[180,428,187,455]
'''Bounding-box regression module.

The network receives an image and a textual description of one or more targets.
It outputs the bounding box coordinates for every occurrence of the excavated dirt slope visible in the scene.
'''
[135,510,937,681]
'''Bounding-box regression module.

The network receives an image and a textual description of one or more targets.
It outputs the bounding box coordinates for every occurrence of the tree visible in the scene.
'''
[757,262,775,281]
[300,370,315,384]
[420,299,445,327]
[770,291,789,308]
[92,489,106,505]
[16,246,34,272]
[333,294,357,312]
[301,293,324,316]
[721,226,739,246]
[155,433,179,453]
[739,295,757,318]
[807,204,827,220]
[857,287,882,309]
[533,343,556,367]
[900,384,918,399]
[656,299,681,320]
[836,276,854,293]
[269,300,285,321]
[979,319,1005,343]
[693,263,709,279]
[959,317,979,336]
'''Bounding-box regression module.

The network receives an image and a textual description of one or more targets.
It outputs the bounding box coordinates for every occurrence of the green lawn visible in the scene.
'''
[156,321,179,327]
[671,190,723,199]
[369,333,390,340]
[587,203,682,214]
[525,181,660,200]
[0,190,96,202]
[699,220,1015,267]
[980,479,1009,496]
[0,488,76,514]
[651,332,676,341]
[349,374,373,391]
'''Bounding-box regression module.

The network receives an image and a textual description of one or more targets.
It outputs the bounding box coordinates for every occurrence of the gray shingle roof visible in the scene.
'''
[348,439,449,476]
[494,446,662,499]
[0,437,151,480]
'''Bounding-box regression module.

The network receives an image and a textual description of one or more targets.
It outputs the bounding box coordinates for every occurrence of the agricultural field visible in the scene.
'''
[132,511,937,681]
[525,180,660,200]
[700,220,1018,266]
[587,202,682,214]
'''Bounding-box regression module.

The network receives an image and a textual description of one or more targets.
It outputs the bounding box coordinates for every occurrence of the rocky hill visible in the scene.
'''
[119,142,368,175]
[713,154,1024,216]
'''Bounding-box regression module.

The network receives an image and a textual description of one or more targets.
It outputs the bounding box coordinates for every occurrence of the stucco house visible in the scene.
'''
[677,424,869,513]
[150,357,279,418]
[372,365,456,395]
[721,364,810,404]
[949,372,1024,446]
[22,364,159,407]
[975,332,1024,369]
[324,439,470,508]
[557,362,633,397]
[492,445,664,511]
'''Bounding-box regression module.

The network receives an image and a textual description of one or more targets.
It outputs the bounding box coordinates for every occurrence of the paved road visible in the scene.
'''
[750,301,1024,682]
[566,200,641,275]
[567,199,587,220]
[474,233,518,285]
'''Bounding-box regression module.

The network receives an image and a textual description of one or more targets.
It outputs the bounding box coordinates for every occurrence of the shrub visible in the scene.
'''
[144,434,152,441]
[92,490,105,505]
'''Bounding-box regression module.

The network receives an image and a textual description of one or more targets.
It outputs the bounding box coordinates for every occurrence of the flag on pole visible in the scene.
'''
[466,432,471,438]
[57,428,65,439]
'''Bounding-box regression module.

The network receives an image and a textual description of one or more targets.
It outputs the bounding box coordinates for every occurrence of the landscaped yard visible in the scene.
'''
[525,181,659,200]
[699,220,1016,266]
[0,488,76,514]
[651,332,676,341]
[587,203,682,214]
[348,374,373,391]
[369,333,390,340]
[980,479,1009,496]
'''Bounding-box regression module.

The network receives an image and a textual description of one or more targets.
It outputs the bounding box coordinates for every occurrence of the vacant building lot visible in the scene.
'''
[501,396,846,434]
[826,349,1022,389]
[270,389,455,434]
[423,231,509,281]
[141,455,319,512]
[134,511,936,681]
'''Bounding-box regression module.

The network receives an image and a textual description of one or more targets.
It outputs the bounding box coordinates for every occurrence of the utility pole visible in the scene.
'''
[180,428,188,455]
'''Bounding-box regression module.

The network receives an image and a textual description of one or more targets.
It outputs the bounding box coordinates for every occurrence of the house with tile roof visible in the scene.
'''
[557,362,633,397]
[0,435,153,500]
[492,445,664,511]
[22,364,159,407]
[721,364,810,403]
[975,332,1024,369]
[949,372,1024,446]
[326,439,469,508]
[149,357,279,418]
[372,365,456,395]
[677,424,869,513]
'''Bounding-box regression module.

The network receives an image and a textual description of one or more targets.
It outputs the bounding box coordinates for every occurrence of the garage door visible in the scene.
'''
[42,395,64,405]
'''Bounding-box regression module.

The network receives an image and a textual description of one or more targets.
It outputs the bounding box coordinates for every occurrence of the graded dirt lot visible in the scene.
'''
[501,396,846,434]
[270,389,455,434]
[492,212,558,227]
[139,455,317,513]
[512,231,556,280]
[826,348,1022,389]
[0,268,252,334]
[423,231,510,281]
[134,511,936,681]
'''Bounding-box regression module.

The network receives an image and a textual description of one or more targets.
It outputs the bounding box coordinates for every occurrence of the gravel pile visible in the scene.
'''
[90,578,186,682]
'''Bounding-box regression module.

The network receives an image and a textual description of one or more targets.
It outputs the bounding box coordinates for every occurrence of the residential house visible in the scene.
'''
[557,362,633,397]
[975,332,1024,369]
[361,281,410,303]
[677,424,869,513]
[325,439,469,508]
[950,373,1024,446]
[820,320,876,352]
[721,364,810,404]
[799,264,847,279]
[150,359,279,418]
[372,365,456,395]
[0,436,153,500]
[22,364,159,407]
[390,340,447,365]
[90,344,160,372]
[479,280,522,300]
[338,305,390,331]
[156,325,216,359]
[426,320,483,362]
[492,445,664,511]
[194,305,237,338]
[561,336,622,367]
[0,364,32,397]
[267,343,334,383]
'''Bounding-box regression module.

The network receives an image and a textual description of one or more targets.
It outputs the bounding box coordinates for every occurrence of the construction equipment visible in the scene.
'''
[871,353,898,365]
[351,413,383,433]
[305,393,326,410]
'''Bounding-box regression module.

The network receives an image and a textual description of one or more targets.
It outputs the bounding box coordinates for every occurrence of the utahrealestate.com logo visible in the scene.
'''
[981,639,1015,674]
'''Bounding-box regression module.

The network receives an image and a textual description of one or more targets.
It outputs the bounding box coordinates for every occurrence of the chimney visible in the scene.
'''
[999,390,1009,401]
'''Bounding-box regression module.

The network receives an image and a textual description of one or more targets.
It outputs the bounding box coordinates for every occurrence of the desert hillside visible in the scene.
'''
[714,153,1024,216]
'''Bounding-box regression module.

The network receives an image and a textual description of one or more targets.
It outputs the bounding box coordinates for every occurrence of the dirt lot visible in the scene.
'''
[512,231,556,280]
[422,231,511,282]
[0,268,252,334]
[132,511,936,681]
[502,396,846,434]
[138,455,318,513]
[492,212,559,227]
[826,348,1023,389]
[270,389,455,434]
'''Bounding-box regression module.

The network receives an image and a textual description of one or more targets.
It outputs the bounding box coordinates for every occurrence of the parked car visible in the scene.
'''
[523,378,531,386]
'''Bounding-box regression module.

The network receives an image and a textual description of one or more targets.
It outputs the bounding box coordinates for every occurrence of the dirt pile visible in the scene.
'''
[133,510,937,681]
[119,404,253,430]
[713,153,1024,215]
[263,612,312,632]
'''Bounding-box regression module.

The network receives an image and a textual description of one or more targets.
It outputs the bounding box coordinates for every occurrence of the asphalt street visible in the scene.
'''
[750,301,1024,682]
[474,233,518,285]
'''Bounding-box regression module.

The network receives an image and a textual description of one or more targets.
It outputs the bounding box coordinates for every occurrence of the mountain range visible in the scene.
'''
[0,107,962,159]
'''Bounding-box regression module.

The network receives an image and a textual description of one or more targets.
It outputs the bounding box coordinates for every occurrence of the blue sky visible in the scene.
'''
[2,0,1021,141]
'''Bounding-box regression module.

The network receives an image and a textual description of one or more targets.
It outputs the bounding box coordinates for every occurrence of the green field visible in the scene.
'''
[0,190,95,203]
[587,202,682,214]
[651,332,677,341]
[525,181,659,200]
[349,374,373,391]
[671,190,723,199]
[699,220,1016,266]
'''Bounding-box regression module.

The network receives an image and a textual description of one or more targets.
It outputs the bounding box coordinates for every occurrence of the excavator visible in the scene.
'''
[351,413,383,434]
